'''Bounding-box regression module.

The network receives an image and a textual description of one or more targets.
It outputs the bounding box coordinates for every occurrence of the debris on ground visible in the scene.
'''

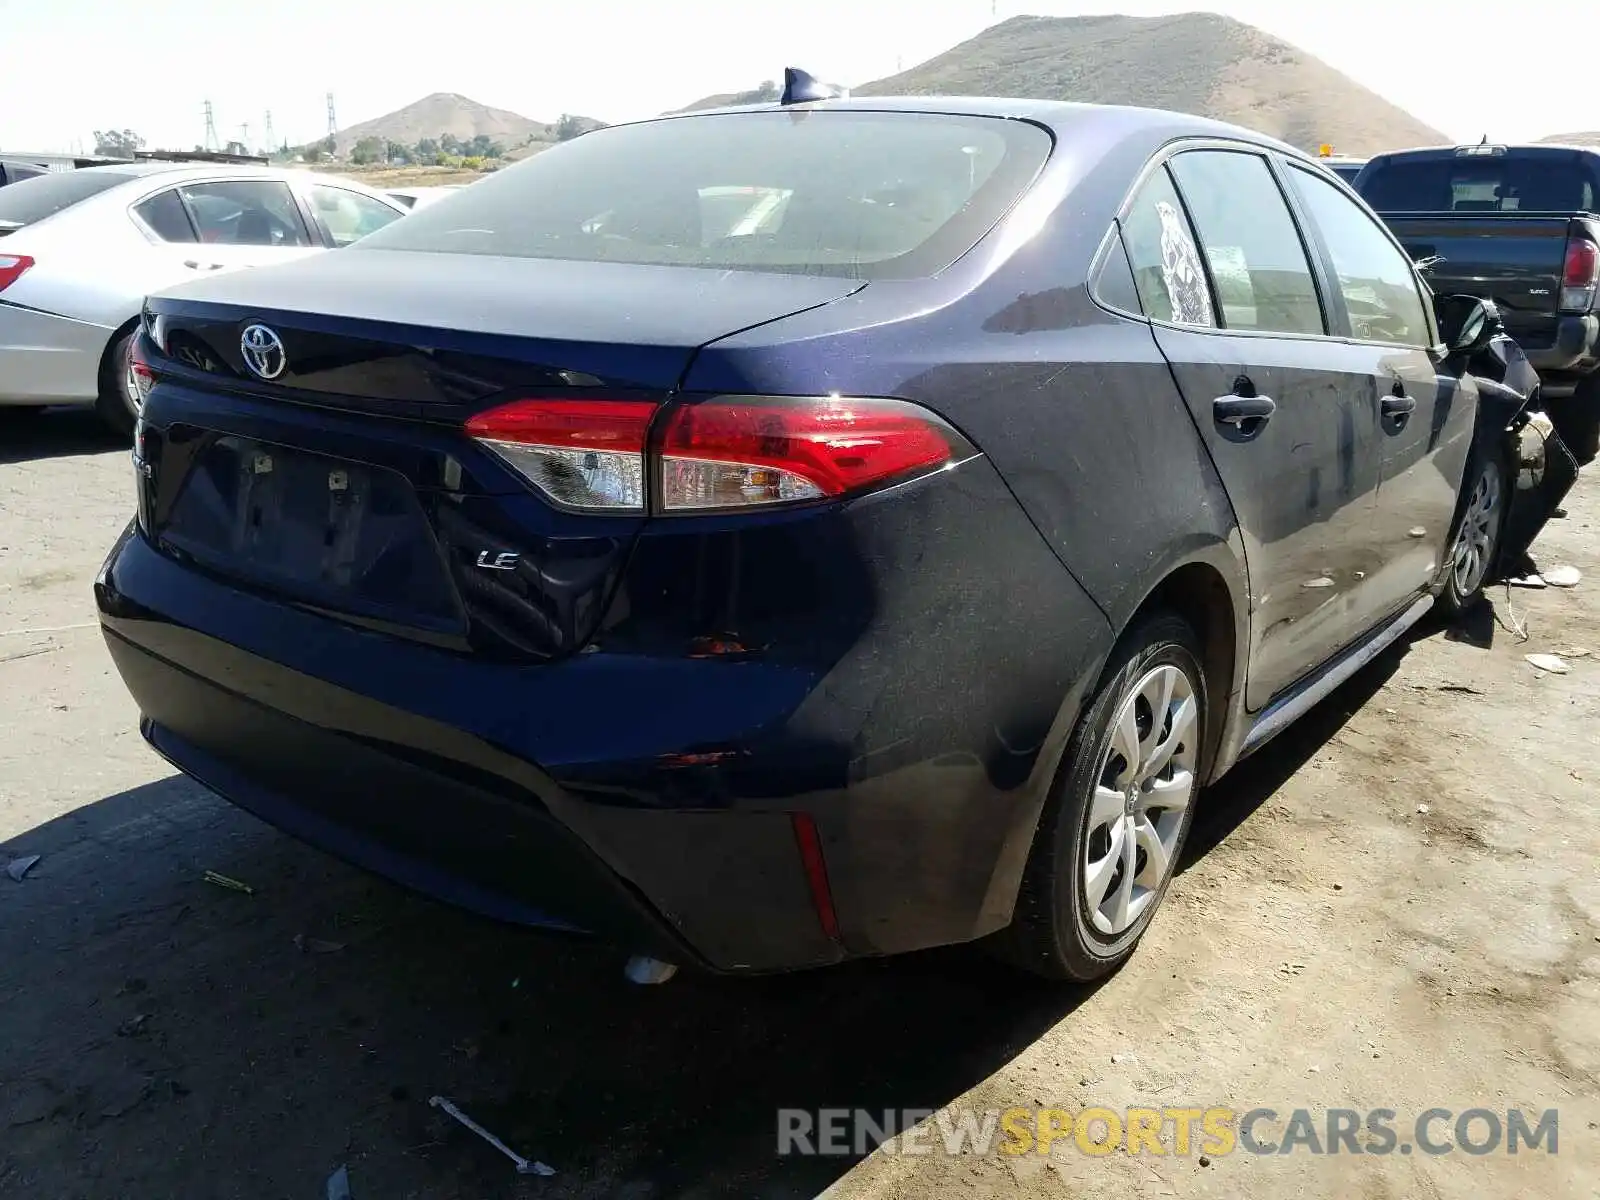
[428,1095,555,1177]
[293,934,346,955]
[115,1013,151,1038]
[5,854,41,882]
[1542,564,1581,588]
[202,870,254,895]
[1525,653,1571,674]
[326,1164,353,1200]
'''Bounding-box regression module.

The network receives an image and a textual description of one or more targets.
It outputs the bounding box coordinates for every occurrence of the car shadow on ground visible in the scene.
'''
[0,631,1434,1199]
[0,408,124,465]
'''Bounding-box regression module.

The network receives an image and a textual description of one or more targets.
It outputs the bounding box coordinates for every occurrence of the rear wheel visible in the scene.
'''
[1440,450,1509,615]
[95,328,140,439]
[995,614,1205,981]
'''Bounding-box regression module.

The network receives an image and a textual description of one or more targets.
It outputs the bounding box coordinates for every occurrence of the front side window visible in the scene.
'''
[308,185,404,247]
[1168,150,1326,337]
[1119,166,1215,327]
[351,111,1053,279]
[1289,166,1433,347]
[177,181,312,247]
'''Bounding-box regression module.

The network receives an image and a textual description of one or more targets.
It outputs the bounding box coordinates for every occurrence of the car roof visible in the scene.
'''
[67,161,394,195]
[649,95,1304,156]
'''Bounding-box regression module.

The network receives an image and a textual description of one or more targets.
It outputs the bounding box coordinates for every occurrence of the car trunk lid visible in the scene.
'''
[139,252,864,661]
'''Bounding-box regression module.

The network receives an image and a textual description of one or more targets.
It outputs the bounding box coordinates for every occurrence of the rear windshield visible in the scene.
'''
[0,169,135,227]
[1360,154,1598,213]
[353,111,1052,279]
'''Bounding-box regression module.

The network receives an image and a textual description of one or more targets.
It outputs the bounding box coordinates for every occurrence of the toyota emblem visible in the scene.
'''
[240,323,287,380]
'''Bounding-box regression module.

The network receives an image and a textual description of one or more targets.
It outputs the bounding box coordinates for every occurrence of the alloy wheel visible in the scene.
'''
[1082,663,1197,937]
[1451,465,1502,598]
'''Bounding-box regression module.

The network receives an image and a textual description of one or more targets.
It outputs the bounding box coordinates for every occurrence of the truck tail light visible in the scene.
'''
[465,395,972,514]
[1560,236,1599,312]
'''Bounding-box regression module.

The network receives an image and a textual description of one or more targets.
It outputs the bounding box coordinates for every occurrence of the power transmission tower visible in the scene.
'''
[238,122,250,151]
[202,100,220,151]
[263,110,275,153]
[326,93,337,144]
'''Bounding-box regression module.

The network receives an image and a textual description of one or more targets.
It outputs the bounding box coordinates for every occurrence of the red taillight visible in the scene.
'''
[1561,237,1599,312]
[658,396,961,511]
[465,398,657,511]
[129,341,156,404]
[0,254,34,292]
[466,394,967,514]
[1563,238,1598,286]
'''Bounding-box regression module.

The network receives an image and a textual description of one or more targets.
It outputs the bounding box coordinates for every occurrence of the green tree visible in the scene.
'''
[93,128,145,157]
[385,140,411,164]
[415,137,440,159]
[350,136,386,165]
[439,133,462,154]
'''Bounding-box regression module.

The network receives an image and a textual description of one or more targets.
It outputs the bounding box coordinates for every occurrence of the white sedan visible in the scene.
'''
[0,164,408,433]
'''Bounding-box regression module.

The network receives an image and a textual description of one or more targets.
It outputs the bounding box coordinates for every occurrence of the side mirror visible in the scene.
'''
[1437,294,1500,354]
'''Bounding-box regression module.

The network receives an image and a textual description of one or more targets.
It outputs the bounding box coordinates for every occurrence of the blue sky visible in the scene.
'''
[0,0,1590,153]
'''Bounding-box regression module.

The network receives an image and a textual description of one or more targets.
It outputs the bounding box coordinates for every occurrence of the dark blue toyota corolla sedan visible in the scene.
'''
[98,96,1489,981]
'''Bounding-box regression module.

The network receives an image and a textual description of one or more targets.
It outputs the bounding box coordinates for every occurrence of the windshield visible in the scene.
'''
[0,169,135,227]
[353,110,1052,279]
[1360,154,1598,213]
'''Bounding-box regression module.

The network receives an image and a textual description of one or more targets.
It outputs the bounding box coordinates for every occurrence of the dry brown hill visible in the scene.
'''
[329,93,555,154]
[679,14,1445,157]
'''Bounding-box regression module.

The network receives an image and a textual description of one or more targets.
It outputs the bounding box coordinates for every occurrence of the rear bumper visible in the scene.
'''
[1524,313,1598,379]
[95,453,1110,972]
[0,301,110,405]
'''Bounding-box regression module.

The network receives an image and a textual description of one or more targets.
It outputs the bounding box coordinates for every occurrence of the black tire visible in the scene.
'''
[1548,377,1600,467]
[994,613,1206,982]
[1438,449,1510,616]
[94,327,139,439]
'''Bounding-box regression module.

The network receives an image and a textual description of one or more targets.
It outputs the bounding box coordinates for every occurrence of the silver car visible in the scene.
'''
[0,163,408,433]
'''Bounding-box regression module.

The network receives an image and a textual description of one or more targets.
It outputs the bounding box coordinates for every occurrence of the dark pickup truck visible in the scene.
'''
[1356,144,1600,462]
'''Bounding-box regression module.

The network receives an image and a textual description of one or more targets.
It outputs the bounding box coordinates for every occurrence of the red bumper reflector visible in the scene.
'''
[791,812,840,942]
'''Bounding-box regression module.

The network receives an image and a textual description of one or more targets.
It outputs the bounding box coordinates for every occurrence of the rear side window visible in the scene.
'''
[1361,155,1597,213]
[307,184,403,247]
[0,169,135,227]
[1169,150,1326,337]
[352,111,1053,279]
[1288,166,1433,347]
[178,181,312,247]
[1120,166,1215,327]
[133,189,197,243]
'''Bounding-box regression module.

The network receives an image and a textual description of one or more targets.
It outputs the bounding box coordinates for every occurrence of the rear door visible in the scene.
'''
[1124,145,1385,709]
[1285,163,1472,614]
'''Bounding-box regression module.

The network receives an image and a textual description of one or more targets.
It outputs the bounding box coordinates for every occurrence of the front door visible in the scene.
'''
[1121,148,1387,709]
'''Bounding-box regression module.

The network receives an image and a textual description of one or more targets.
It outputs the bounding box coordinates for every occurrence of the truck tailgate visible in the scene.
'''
[1380,215,1570,350]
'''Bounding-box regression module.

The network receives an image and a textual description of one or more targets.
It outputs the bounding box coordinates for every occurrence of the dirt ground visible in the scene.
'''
[2,410,1597,1199]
